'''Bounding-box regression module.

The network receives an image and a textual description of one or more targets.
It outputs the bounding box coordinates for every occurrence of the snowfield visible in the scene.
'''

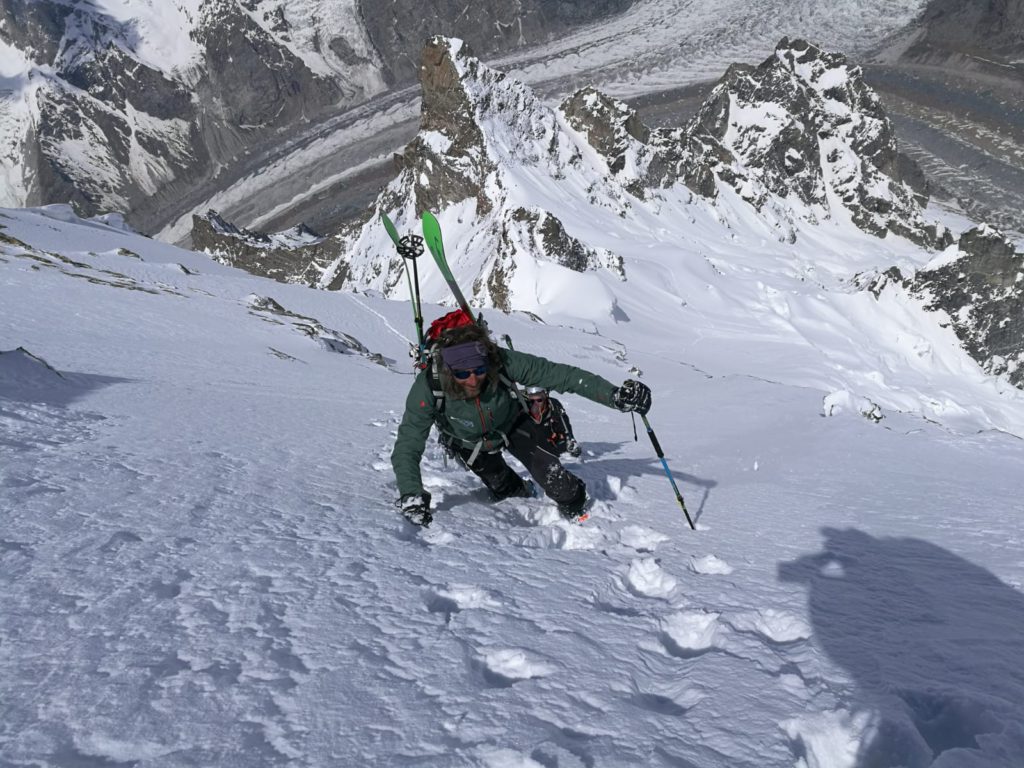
[2,205,1024,766]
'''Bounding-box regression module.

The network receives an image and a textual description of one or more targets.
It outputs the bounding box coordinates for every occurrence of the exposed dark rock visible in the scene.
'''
[191,211,342,286]
[61,45,194,121]
[562,87,650,176]
[401,39,497,217]
[246,294,391,367]
[0,0,72,63]
[506,207,622,276]
[192,0,342,133]
[908,226,1024,386]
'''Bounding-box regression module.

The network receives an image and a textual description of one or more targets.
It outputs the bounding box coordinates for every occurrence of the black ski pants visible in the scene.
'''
[454,414,585,511]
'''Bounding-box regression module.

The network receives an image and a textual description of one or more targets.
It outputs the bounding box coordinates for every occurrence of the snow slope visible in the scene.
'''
[3,206,1024,766]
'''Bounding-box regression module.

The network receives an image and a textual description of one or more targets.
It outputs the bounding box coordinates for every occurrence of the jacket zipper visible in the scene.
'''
[474,397,489,434]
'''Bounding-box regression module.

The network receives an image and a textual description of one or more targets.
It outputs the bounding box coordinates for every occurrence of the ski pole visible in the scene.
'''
[381,213,427,365]
[641,413,695,530]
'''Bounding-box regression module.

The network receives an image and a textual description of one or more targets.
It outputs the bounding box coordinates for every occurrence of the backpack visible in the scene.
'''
[423,309,528,465]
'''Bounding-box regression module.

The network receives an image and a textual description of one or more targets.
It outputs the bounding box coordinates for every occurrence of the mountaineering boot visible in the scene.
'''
[557,485,589,521]
[492,476,536,501]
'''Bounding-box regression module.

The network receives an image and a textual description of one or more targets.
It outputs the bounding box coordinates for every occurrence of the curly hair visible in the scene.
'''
[436,324,503,399]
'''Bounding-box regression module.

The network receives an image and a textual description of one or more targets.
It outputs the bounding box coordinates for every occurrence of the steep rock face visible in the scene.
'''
[1,1,206,212]
[560,87,716,197]
[556,39,945,248]
[1,0,349,221]
[909,226,1024,386]
[686,38,947,248]
[0,0,70,63]
[192,0,343,133]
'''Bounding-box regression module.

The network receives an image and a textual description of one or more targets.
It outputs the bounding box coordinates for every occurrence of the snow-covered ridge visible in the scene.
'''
[316,36,948,307]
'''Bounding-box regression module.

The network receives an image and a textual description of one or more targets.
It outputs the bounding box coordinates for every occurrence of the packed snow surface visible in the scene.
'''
[3,205,1024,766]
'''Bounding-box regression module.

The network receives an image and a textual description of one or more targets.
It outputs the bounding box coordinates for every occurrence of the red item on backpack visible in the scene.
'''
[426,309,475,342]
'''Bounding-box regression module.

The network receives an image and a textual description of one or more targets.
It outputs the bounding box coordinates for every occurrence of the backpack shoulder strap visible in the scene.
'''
[495,350,528,413]
[427,348,446,414]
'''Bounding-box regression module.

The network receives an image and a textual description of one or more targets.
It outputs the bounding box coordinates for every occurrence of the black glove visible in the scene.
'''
[612,379,652,415]
[399,492,433,527]
[565,438,582,458]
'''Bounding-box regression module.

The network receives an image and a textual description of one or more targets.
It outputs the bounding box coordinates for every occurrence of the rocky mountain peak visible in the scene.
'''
[399,37,496,217]
[686,37,946,247]
[320,36,625,312]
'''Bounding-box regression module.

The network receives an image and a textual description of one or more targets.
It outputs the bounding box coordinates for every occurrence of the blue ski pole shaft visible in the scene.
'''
[641,414,695,530]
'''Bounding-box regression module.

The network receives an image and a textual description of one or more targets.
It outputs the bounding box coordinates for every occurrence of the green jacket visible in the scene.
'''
[391,348,617,497]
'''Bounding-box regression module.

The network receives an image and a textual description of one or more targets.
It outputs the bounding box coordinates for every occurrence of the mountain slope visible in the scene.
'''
[3,204,1024,766]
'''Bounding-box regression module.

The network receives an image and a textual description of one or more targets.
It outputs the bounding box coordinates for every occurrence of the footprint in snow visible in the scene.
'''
[631,681,707,717]
[621,557,677,599]
[619,525,669,553]
[606,474,638,501]
[474,647,555,687]
[515,518,606,551]
[393,520,455,546]
[688,554,734,575]
[660,610,722,658]
[419,527,456,546]
[424,584,501,615]
[725,608,811,645]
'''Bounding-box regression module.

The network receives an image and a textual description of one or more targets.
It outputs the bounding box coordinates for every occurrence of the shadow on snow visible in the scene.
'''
[779,528,1024,767]
[0,347,131,409]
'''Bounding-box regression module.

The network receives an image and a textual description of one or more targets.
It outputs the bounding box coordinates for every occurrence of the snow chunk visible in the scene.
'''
[476,747,546,768]
[426,584,501,613]
[781,709,877,768]
[74,733,177,762]
[477,648,555,684]
[661,611,721,656]
[689,555,734,575]
[823,390,883,422]
[728,608,811,643]
[625,557,677,598]
[619,525,670,552]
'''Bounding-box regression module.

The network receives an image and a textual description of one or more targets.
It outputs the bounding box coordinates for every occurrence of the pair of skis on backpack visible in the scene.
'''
[381,210,472,369]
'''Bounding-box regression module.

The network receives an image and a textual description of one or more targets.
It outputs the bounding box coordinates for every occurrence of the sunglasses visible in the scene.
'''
[452,365,489,380]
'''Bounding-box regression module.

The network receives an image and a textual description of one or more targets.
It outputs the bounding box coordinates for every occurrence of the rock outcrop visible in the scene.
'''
[191,211,342,287]
[910,226,1024,386]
